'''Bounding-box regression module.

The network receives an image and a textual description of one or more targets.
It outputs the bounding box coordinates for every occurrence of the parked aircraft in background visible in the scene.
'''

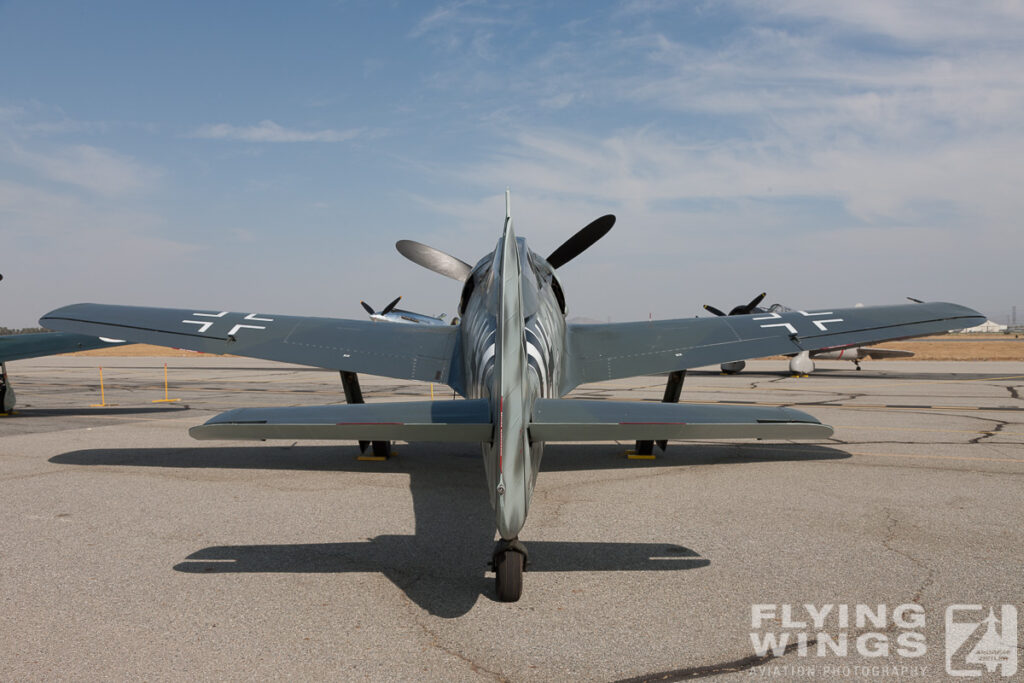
[361,296,452,325]
[704,295,917,375]
[1,273,123,413]
[40,193,984,601]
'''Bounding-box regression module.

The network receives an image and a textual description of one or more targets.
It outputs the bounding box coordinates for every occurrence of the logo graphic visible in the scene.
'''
[946,605,1017,677]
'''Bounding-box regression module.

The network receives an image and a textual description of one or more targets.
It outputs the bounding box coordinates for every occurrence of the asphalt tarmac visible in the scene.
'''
[2,356,1022,681]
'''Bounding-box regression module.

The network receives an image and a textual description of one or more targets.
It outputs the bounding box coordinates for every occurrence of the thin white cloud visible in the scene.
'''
[759,0,1024,45]
[190,120,363,143]
[0,179,201,326]
[410,0,495,38]
[6,142,161,196]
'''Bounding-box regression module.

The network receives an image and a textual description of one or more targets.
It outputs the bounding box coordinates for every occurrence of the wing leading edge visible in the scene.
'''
[40,303,459,386]
[564,301,983,392]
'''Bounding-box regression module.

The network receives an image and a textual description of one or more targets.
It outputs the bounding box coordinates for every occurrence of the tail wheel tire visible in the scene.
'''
[495,550,523,602]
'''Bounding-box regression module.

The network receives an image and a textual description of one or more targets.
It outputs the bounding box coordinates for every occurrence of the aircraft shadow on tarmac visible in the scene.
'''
[51,442,848,617]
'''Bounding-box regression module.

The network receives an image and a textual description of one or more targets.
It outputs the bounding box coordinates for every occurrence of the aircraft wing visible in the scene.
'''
[563,301,982,392]
[0,332,119,363]
[40,303,459,384]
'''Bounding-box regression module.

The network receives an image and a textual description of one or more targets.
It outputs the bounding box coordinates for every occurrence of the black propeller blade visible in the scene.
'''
[395,213,614,281]
[546,215,616,269]
[704,292,767,317]
[736,292,766,315]
[396,240,473,281]
[361,296,402,316]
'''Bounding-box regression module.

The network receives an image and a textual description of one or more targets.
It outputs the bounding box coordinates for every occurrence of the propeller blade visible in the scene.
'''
[396,240,473,281]
[360,301,375,315]
[907,297,924,304]
[703,304,727,317]
[546,214,615,269]
[382,296,402,315]
[744,292,766,312]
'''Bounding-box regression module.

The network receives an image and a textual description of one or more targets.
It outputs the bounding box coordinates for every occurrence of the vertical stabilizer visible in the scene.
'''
[493,191,530,539]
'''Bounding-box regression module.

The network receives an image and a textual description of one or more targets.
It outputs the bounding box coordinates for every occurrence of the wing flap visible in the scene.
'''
[189,399,492,442]
[530,399,833,441]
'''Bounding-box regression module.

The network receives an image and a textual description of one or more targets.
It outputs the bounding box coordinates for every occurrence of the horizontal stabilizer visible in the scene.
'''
[529,399,833,441]
[190,399,492,442]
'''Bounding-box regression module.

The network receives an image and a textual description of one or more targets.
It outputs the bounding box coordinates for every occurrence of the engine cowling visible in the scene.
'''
[788,351,815,375]
[720,360,746,374]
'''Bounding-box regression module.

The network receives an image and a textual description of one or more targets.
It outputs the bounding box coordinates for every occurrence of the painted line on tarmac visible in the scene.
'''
[679,399,1024,412]
[846,450,1024,464]
[835,425,1024,437]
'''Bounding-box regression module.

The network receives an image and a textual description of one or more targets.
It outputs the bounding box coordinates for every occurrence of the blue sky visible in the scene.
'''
[2,0,1021,327]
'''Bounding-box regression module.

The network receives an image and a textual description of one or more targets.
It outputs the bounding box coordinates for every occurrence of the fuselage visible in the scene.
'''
[459,222,567,539]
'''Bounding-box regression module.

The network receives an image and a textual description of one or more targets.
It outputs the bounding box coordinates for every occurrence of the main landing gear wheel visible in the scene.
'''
[492,538,528,602]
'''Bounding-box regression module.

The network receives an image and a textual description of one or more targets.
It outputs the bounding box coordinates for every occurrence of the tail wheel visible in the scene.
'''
[494,550,523,602]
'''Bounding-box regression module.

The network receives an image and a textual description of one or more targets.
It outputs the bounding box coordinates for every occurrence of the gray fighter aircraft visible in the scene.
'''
[1,273,124,413]
[39,193,984,600]
[361,296,451,325]
[704,296,918,374]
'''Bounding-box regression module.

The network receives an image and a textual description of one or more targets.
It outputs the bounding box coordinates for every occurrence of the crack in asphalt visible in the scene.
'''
[968,420,1008,444]
[881,508,935,605]
[414,616,506,681]
[1007,385,1021,401]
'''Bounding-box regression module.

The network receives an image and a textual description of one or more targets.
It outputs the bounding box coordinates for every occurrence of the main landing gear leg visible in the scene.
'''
[632,370,686,458]
[0,362,15,415]
[491,538,528,602]
[340,371,392,460]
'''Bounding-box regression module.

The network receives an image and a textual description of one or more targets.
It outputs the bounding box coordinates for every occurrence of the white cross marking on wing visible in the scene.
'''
[811,318,844,331]
[182,320,214,333]
[227,324,266,336]
[760,322,798,335]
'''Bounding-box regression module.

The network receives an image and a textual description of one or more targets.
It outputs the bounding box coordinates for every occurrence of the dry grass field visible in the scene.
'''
[64,334,1024,362]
